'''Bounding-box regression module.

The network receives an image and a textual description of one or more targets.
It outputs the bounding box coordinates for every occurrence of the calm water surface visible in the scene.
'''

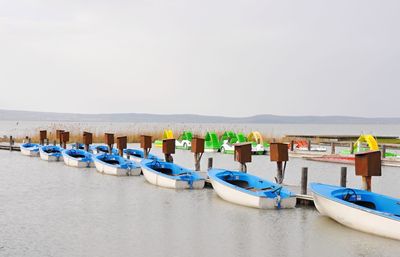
[1,145,400,257]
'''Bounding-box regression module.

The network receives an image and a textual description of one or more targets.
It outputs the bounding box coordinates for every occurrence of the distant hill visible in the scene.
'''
[1,109,400,124]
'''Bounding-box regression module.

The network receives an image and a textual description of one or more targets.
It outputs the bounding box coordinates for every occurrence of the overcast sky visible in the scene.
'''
[0,0,399,117]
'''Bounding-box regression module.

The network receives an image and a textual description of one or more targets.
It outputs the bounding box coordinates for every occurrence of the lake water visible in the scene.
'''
[1,144,400,257]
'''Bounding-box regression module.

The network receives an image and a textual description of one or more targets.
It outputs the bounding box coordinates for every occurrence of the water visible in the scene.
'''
[1,145,400,257]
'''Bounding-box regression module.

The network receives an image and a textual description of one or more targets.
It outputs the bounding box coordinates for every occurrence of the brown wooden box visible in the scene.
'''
[61,131,70,142]
[117,136,127,150]
[40,130,47,141]
[104,133,114,145]
[270,143,289,162]
[355,151,381,177]
[191,137,205,153]
[140,135,152,149]
[83,132,93,145]
[56,130,65,140]
[162,139,175,154]
[234,143,252,163]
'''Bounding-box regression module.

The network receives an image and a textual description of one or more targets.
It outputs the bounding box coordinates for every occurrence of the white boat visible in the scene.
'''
[39,145,63,162]
[62,149,94,168]
[208,169,296,209]
[20,143,40,157]
[311,183,400,240]
[141,159,205,189]
[93,154,141,176]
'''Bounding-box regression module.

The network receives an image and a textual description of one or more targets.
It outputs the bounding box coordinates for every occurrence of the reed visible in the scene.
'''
[9,128,277,144]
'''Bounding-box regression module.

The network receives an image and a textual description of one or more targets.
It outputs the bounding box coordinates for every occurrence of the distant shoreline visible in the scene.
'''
[1,109,400,124]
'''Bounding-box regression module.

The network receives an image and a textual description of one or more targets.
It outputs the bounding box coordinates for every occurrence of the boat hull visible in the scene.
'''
[141,165,205,189]
[209,176,296,209]
[21,148,39,157]
[93,159,141,176]
[63,155,94,168]
[313,191,400,240]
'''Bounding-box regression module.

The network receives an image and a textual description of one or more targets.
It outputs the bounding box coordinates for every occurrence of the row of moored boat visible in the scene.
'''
[19,142,400,240]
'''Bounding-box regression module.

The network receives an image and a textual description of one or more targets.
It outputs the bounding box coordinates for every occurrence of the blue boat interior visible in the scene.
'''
[332,188,400,217]
[43,146,62,154]
[124,149,158,160]
[65,149,91,160]
[96,154,138,169]
[144,160,203,181]
[22,143,39,148]
[210,169,293,198]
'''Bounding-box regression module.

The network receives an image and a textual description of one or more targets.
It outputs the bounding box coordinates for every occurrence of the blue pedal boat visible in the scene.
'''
[141,159,205,189]
[311,183,400,240]
[39,145,63,162]
[20,143,40,157]
[62,149,94,168]
[208,169,296,209]
[93,154,141,176]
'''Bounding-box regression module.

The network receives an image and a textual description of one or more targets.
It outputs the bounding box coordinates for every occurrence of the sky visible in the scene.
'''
[0,0,399,117]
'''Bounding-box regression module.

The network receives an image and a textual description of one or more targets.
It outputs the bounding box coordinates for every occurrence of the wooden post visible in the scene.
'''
[276,161,283,184]
[350,142,354,154]
[234,143,251,174]
[270,143,289,184]
[290,140,294,151]
[192,137,204,171]
[381,145,386,159]
[140,135,152,159]
[207,157,213,170]
[307,140,311,151]
[9,136,13,151]
[355,151,381,192]
[361,176,372,191]
[340,167,347,187]
[301,167,308,195]
[162,139,175,163]
[331,142,336,154]
[194,153,202,171]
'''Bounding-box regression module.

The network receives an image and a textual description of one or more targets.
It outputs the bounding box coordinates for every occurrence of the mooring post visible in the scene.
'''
[340,167,347,187]
[9,136,13,151]
[270,143,289,184]
[207,157,213,170]
[301,167,308,195]
[350,142,354,154]
[307,140,311,151]
[192,137,204,171]
[276,161,283,184]
[331,142,336,154]
[163,139,175,163]
[355,151,381,192]
[381,145,386,159]
[290,140,294,151]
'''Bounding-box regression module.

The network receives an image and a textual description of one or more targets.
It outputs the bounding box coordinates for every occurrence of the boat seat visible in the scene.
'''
[103,160,120,165]
[70,154,86,158]
[246,187,273,192]
[226,179,249,188]
[153,167,174,175]
[353,201,376,210]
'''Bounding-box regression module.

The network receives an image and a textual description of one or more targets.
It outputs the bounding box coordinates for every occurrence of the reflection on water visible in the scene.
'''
[0,146,400,257]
